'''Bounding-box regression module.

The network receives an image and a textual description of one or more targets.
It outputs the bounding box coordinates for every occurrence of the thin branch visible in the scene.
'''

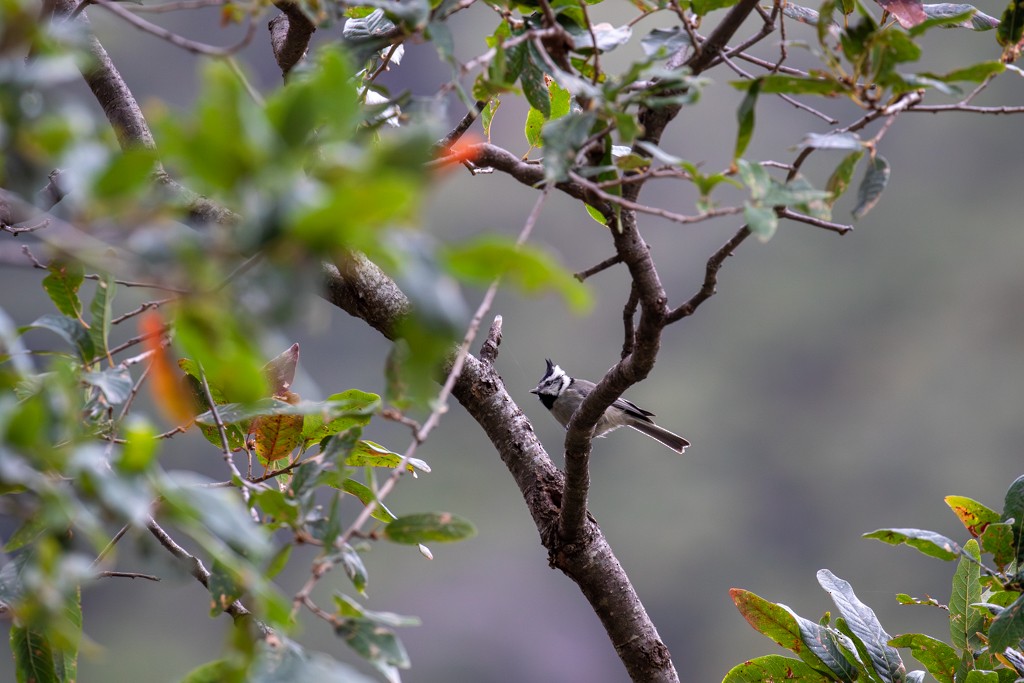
[621,283,639,360]
[569,171,744,225]
[91,523,131,568]
[718,50,837,124]
[778,208,852,234]
[97,570,161,581]
[574,253,623,282]
[146,517,268,632]
[130,0,226,12]
[86,0,258,56]
[197,367,259,513]
[435,100,487,154]
[667,226,751,323]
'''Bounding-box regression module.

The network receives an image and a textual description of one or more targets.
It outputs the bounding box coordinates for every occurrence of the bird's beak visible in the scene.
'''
[529,387,539,394]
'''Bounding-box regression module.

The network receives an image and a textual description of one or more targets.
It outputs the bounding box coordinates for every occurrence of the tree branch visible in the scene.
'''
[321,255,679,683]
[51,0,237,226]
[269,1,316,80]
[557,0,763,543]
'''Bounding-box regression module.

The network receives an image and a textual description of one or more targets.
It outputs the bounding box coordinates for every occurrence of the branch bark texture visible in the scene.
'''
[322,257,678,683]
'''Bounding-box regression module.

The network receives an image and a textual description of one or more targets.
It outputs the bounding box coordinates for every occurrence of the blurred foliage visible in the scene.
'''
[727,476,1024,682]
[1,0,1024,679]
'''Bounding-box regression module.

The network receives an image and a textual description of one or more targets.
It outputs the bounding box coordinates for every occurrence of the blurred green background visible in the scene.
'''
[2,2,1024,681]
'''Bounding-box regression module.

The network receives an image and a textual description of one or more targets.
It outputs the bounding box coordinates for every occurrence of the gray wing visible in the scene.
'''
[613,396,655,423]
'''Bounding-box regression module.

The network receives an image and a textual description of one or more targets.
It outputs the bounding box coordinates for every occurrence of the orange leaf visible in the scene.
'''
[140,311,193,426]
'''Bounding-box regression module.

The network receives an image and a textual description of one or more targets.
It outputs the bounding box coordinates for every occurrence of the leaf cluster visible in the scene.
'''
[727,475,1024,682]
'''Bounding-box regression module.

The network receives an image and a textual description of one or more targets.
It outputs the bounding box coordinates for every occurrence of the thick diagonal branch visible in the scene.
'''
[322,256,679,683]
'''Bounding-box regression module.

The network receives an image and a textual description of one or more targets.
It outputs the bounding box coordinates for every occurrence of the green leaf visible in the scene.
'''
[521,44,550,118]
[443,236,592,313]
[998,0,1024,47]
[300,396,376,449]
[269,48,359,146]
[721,654,833,682]
[692,0,740,15]
[174,304,268,404]
[23,314,95,363]
[265,544,293,580]
[383,512,477,544]
[569,23,632,53]
[81,367,133,405]
[921,3,1000,29]
[521,74,572,149]
[208,559,245,616]
[4,516,49,552]
[481,98,500,140]
[56,588,81,683]
[817,569,905,682]
[159,472,272,561]
[734,79,759,160]
[734,74,848,96]
[334,477,398,523]
[833,617,888,683]
[979,522,1016,569]
[92,147,158,200]
[826,150,864,206]
[934,62,1005,82]
[329,543,368,595]
[889,633,958,683]
[729,589,847,677]
[744,202,779,242]
[41,261,84,320]
[988,598,1024,651]
[945,495,1001,537]
[249,636,377,683]
[863,528,961,560]
[344,440,431,473]
[11,624,59,683]
[950,538,984,652]
[179,659,231,683]
[251,412,304,464]
[852,155,890,220]
[640,27,690,59]
[198,392,379,428]
[1000,474,1024,566]
[91,270,118,358]
[540,110,598,183]
[524,106,546,148]
[585,203,607,224]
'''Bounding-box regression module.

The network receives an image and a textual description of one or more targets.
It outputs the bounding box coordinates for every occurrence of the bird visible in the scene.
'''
[530,359,689,453]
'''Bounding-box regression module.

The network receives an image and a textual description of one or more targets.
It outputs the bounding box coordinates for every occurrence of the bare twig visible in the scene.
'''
[97,570,161,581]
[667,226,751,323]
[86,0,258,56]
[574,253,623,282]
[146,517,268,632]
[435,100,487,154]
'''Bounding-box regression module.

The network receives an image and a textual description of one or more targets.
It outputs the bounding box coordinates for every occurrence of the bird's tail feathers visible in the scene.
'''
[628,422,689,454]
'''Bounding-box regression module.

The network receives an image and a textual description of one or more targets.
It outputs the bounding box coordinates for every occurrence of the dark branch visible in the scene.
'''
[322,255,679,683]
[269,1,316,80]
[667,226,751,323]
